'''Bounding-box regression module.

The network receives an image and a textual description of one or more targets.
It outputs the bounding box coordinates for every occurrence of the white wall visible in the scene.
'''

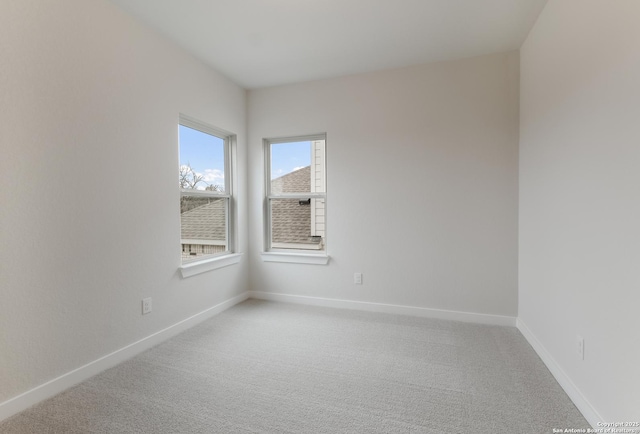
[519,0,640,422]
[248,52,519,317]
[0,0,247,405]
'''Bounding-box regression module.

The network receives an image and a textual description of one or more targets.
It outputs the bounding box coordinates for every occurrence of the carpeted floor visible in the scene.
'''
[0,299,589,433]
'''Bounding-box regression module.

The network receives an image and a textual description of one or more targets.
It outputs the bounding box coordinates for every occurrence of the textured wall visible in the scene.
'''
[0,0,248,404]
[519,0,640,421]
[248,52,520,317]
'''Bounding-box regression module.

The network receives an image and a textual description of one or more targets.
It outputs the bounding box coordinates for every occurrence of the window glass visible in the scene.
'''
[179,119,232,262]
[266,136,326,252]
[179,125,225,192]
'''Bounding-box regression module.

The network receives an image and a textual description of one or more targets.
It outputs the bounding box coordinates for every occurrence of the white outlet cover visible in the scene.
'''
[142,297,152,315]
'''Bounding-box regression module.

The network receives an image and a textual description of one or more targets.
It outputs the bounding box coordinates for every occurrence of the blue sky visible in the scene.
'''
[179,125,225,190]
[179,125,312,187]
[270,141,311,179]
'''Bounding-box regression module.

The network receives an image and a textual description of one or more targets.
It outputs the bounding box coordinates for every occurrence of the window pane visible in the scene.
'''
[179,125,225,192]
[270,140,325,194]
[270,198,324,250]
[180,196,227,260]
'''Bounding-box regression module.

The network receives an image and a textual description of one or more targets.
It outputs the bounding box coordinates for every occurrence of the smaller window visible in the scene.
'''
[265,135,326,253]
[179,115,234,263]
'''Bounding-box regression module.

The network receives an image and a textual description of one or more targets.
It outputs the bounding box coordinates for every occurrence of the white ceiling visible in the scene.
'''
[108,0,548,89]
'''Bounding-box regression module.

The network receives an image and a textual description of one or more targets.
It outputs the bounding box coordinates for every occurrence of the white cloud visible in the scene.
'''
[197,168,224,190]
[203,168,224,183]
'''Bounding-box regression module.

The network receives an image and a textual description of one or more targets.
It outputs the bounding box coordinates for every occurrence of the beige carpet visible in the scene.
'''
[0,299,589,433]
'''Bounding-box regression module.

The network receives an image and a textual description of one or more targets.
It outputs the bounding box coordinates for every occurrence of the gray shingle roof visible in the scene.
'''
[271,197,312,244]
[271,166,310,194]
[180,198,226,241]
[270,166,316,244]
[180,166,318,246]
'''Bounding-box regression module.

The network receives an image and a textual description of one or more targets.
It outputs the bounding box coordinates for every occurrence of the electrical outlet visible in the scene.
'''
[577,335,584,360]
[142,297,152,315]
[354,273,363,285]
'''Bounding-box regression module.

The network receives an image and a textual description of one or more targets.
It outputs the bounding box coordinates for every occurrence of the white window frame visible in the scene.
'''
[263,134,329,265]
[178,114,240,276]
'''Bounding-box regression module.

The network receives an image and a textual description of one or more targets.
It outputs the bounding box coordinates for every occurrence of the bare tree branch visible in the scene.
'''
[179,163,204,189]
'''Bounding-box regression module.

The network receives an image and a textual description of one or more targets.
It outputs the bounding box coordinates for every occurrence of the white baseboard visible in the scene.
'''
[0,291,249,423]
[516,318,603,428]
[248,291,516,327]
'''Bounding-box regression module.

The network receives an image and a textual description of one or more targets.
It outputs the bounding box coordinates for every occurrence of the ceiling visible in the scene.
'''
[108,0,548,89]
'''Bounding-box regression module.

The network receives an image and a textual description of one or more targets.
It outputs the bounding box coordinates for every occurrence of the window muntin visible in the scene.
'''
[265,135,326,252]
[179,116,233,263]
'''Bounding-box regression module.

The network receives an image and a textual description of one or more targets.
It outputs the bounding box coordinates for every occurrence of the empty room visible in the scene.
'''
[1,0,638,432]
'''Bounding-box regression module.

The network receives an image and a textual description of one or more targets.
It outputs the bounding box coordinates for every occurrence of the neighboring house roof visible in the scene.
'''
[271,198,312,244]
[180,198,226,242]
[271,165,310,194]
[270,166,314,245]
[180,166,317,246]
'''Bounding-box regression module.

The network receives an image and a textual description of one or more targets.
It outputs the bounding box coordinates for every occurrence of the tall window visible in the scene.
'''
[265,134,326,252]
[179,115,233,262]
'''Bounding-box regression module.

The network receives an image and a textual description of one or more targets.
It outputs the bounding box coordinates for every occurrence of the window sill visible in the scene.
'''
[261,252,330,265]
[179,253,242,278]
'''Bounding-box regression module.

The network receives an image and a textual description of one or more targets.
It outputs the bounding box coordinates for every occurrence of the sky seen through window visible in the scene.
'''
[179,126,312,190]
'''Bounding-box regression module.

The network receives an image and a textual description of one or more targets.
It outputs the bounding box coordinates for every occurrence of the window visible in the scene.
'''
[179,115,234,263]
[265,134,326,254]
